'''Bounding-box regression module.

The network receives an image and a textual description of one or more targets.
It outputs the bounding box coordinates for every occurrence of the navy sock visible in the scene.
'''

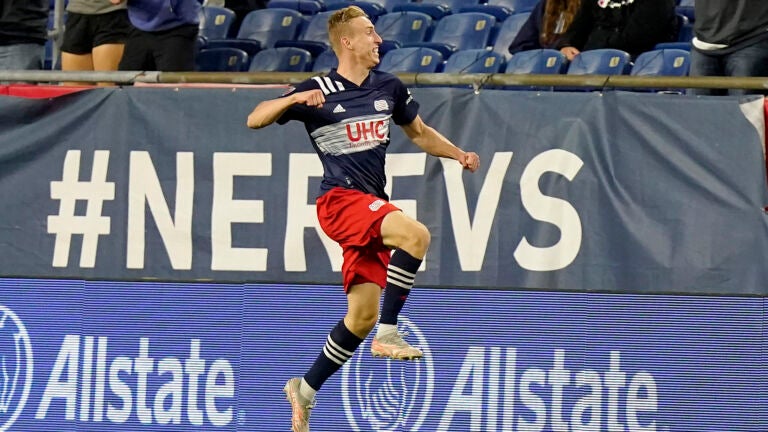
[304,319,363,391]
[379,249,422,325]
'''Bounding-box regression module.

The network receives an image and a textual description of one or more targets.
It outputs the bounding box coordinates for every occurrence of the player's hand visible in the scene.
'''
[292,89,325,108]
[461,152,480,172]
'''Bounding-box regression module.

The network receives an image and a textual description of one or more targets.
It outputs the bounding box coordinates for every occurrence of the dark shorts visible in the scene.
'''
[61,10,131,55]
[118,24,199,72]
[316,188,401,292]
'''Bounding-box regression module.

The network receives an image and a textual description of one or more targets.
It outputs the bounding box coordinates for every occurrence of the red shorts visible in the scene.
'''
[316,188,401,292]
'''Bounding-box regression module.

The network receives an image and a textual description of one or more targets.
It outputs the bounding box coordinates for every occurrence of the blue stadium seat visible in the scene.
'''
[267,0,326,15]
[653,41,691,51]
[325,0,388,22]
[379,40,403,57]
[490,12,530,60]
[631,49,690,76]
[567,49,631,75]
[405,12,495,59]
[275,11,333,57]
[312,49,339,72]
[442,48,504,73]
[367,0,413,13]
[378,47,444,73]
[504,49,566,74]
[200,6,236,39]
[676,0,695,23]
[248,47,313,72]
[458,0,524,22]
[205,39,262,57]
[235,9,304,50]
[393,0,480,20]
[375,11,433,45]
[196,48,250,72]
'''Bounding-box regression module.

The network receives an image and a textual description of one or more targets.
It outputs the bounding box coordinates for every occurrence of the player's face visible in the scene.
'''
[346,16,382,68]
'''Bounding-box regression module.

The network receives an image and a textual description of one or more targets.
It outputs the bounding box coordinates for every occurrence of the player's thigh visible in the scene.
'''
[379,210,430,251]
[62,52,94,71]
[91,44,124,71]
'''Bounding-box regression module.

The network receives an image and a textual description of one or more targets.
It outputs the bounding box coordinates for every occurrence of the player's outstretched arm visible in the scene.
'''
[246,89,325,129]
[401,115,480,172]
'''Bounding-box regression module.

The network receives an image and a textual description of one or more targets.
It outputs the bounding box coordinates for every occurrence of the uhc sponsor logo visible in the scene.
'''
[345,120,388,143]
[0,305,34,432]
[341,316,434,431]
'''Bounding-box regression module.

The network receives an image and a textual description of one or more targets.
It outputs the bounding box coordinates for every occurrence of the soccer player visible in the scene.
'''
[246,6,480,432]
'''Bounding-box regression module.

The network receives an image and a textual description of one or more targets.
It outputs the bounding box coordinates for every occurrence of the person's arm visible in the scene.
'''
[246,89,324,129]
[400,115,480,172]
[556,1,592,59]
[508,2,544,55]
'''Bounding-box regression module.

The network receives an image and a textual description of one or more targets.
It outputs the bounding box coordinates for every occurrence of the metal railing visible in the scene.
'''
[2,70,768,92]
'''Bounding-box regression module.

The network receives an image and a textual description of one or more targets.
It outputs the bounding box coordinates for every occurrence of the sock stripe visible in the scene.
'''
[388,265,416,279]
[386,276,413,289]
[326,335,355,357]
[322,346,345,365]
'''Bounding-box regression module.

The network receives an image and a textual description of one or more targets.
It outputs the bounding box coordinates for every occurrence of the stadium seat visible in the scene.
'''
[196,48,250,72]
[631,49,690,76]
[442,48,504,73]
[275,11,333,57]
[234,9,304,50]
[490,12,530,60]
[654,41,691,51]
[199,6,236,39]
[312,49,339,72]
[267,0,326,15]
[676,0,695,23]
[379,40,403,57]
[248,47,313,72]
[205,39,262,57]
[325,0,387,22]
[504,49,566,74]
[405,12,495,59]
[393,0,480,20]
[378,47,444,73]
[375,11,433,46]
[367,0,412,13]
[458,0,523,22]
[567,49,631,75]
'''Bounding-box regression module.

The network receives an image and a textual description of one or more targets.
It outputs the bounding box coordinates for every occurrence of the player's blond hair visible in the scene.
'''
[327,6,369,53]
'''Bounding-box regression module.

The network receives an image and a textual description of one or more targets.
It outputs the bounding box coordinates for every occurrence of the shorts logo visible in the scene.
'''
[341,316,434,431]
[0,305,34,432]
[369,199,386,211]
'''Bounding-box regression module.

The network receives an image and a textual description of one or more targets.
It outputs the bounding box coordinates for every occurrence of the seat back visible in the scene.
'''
[378,47,444,72]
[200,6,236,39]
[504,49,566,74]
[428,12,495,51]
[267,0,326,15]
[196,48,250,72]
[443,48,504,73]
[325,0,388,22]
[567,49,631,75]
[631,49,690,76]
[249,47,313,72]
[375,11,433,45]
[312,49,339,72]
[490,12,530,59]
[236,9,304,49]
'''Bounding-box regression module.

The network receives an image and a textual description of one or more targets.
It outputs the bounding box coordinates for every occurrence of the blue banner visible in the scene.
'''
[0,88,767,294]
[0,278,765,431]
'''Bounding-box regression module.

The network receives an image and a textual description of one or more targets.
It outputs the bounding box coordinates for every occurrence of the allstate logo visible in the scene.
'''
[0,305,33,432]
[341,316,434,431]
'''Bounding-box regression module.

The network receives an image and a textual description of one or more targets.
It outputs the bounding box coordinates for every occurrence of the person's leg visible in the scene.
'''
[688,47,726,96]
[370,210,430,359]
[90,9,129,85]
[152,25,198,72]
[0,43,44,71]
[724,38,768,96]
[118,28,153,71]
[285,281,379,432]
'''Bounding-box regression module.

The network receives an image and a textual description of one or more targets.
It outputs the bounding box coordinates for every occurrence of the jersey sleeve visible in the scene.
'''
[276,78,323,125]
[390,77,420,126]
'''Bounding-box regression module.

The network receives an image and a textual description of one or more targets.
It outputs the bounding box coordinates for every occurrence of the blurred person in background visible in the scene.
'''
[111,0,201,71]
[225,0,267,37]
[0,0,48,70]
[556,0,677,60]
[509,0,582,55]
[62,0,131,85]
[689,0,768,96]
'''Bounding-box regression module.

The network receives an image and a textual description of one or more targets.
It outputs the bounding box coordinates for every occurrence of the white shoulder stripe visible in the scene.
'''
[312,76,330,95]
[322,76,337,93]
[335,80,345,91]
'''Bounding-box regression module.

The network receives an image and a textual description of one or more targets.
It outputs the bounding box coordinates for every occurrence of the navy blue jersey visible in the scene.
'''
[277,69,419,200]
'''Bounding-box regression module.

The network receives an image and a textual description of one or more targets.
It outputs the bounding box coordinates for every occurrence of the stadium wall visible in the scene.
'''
[0,86,766,431]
